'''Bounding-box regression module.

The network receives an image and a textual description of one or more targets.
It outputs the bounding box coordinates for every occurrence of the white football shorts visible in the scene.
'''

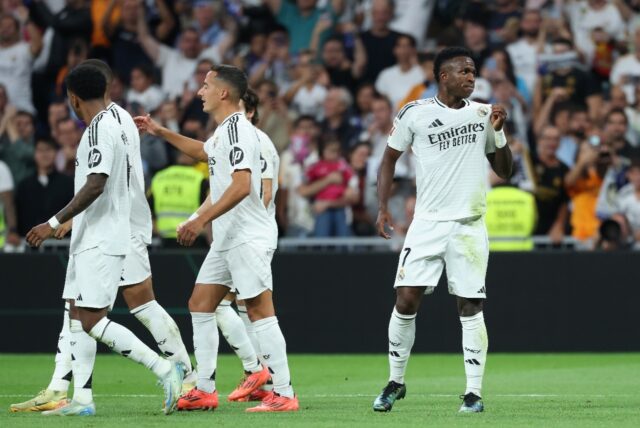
[62,247,125,309]
[119,237,152,287]
[394,216,489,298]
[196,243,274,299]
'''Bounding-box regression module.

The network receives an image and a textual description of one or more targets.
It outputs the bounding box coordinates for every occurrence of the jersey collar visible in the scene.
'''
[434,96,470,109]
[219,111,242,127]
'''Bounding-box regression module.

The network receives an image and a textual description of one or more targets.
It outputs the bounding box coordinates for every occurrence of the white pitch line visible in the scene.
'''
[0,393,632,398]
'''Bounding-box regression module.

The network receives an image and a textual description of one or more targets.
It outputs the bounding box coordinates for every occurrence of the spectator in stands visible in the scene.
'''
[487,0,521,47]
[149,151,209,247]
[102,0,157,86]
[300,138,357,237]
[321,35,364,93]
[566,131,609,243]
[127,64,165,115]
[54,38,89,99]
[557,104,592,168]
[279,115,320,236]
[611,158,640,244]
[353,82,375,131]
[531,126,569,244]
[400,53,437,107]
[248,25,292,89]
[181,58,213,126]
[359,0,402,84]
[265,0,342,55]
[137,4,201,99]
[595,218,627,250]
[387,0,432,48]
[535,37,603,122]
[193,0,227,48]
[0,110,35,184]
[507,8,544,97]
[0,158,18,248]
[284,49,327,120]
[0,10,42,113]
[232,30,267,73]
[256,79,291,153]
[321,86,360,151]
[463,7,492,70]
[610,26,640,105]
[15,138,73,237]
[47,99,69,139]
[375,34,423,111]
[348,141,374,236]
[53,117,81,177]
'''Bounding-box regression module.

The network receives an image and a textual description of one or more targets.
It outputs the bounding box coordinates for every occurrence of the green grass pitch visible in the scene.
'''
[2,353,639,427]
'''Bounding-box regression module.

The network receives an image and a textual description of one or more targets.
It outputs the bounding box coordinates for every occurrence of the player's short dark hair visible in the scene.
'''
[242,88,260,125]
[81,59,113,84]
[65,65,107,101]
[211,64,248,100]
[433,47,472,83]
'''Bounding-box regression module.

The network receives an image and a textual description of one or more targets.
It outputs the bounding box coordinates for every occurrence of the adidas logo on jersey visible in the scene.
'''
[428,119,444,128]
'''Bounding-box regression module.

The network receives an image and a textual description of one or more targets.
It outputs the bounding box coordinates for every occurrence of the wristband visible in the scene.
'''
[188,212,200,222]
[48,216,60,230]
[494,129,507,149]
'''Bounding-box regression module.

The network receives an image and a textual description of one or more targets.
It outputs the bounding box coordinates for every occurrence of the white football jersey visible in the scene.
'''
[70,110,131,255]
[256,127,280,218]
[204,112,277,251]
[388,97,496,221]
[107,102,153,244]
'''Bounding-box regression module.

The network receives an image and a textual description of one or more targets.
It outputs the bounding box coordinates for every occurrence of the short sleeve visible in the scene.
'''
[259,135,275,180]
[86,119,116,177]
[387,107,414,152]
[228,123,258,175]
[0,161,14,192]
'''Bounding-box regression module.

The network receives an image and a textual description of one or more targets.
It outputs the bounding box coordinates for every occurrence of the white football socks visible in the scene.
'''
[191,312,218,393]
[253,316,293,398]
[47,303,72,392]
[88,317,171,378]
[460,311,488,397]
[388,307,416,385]
[69,319,96,405]
[131,300,192,374]
[215,301,261,373]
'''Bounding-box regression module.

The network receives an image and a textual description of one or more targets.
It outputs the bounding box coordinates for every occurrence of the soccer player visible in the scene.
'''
[217,88,280,402]
[371,47,512,413]
[135,64,298,412]
[10,60,195,415]
[25,65,184,415]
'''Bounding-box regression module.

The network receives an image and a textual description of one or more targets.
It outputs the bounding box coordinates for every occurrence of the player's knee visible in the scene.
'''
[458,298,483,317]
[188,295,211,313]
[395,291,421,315]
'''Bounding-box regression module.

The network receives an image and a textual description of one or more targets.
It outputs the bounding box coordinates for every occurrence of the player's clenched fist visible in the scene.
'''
[26,222,53,248]
[376,210,394,240]
[490,104,507,131]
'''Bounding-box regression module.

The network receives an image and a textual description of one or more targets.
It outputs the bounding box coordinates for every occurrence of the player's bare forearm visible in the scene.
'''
[262,179,273,208]
[488,146,513,180]
[157,127,207,162]
[54,174,107,224]
[200,170,251,224]
[377,147,403,212]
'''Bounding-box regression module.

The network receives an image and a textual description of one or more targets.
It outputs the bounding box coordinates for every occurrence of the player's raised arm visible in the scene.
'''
[134,114,208,162]
[486,104,513,180]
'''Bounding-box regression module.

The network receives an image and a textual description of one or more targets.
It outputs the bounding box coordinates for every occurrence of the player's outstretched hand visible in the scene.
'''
[133,114,161,136]
[26,222,53,248]
[177,218,204,247]
[376,210,394,240]
[54,220,72,239]
[490,104,507,131]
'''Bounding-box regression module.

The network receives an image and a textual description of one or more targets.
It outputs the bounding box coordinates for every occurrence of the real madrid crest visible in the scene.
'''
[477,106,489,117]
[397,268,405,281]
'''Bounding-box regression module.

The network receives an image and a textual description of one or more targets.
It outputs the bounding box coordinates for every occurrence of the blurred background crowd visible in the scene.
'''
[2,0,640,251]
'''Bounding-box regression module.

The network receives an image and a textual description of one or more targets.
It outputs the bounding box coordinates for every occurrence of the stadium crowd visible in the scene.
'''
[1,0,640,250]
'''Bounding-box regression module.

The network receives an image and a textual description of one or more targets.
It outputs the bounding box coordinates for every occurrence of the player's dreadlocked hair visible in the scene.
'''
[433,47,473,83]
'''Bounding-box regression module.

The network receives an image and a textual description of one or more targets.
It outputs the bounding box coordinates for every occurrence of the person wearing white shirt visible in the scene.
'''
[126,64,165,113]
[610,27,640,104]
[375,34,425,111]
